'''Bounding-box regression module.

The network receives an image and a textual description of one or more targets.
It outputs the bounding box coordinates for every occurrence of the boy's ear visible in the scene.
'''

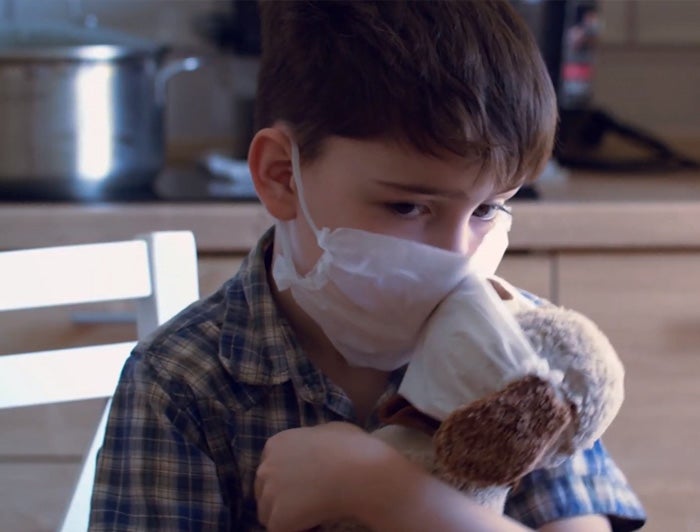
[248,126,297,221]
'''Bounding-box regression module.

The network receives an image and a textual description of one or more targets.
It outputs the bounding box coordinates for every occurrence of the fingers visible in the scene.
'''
[255,435,298,531]
[254,465,270,527]
[254,424,362,531]
[255,439,274,528]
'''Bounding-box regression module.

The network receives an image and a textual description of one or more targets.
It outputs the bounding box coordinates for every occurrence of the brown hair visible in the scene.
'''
[255,0,557,189]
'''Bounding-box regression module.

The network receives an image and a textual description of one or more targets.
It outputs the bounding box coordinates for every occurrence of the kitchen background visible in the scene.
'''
[1,1,700,532]
[1,0,698,161]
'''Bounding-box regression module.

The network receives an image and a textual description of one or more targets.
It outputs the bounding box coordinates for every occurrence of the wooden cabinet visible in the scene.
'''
[0,247,551,358]
[558,252,700,531]
[197,255,246,297]
[0,254,248,530]
[3,241,697,530]
[498,253,554,302]
[0,256,246,357]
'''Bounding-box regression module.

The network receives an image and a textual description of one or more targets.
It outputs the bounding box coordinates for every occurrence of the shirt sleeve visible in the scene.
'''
[89,351,241,531]
[504,440,646,531]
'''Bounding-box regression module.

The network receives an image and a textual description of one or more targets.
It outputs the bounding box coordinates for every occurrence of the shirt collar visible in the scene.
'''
[218,227,295,385]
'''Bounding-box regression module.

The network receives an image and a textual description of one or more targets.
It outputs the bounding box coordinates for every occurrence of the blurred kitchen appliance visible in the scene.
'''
[197,0,697,176]
[511,0,597,110]
[512,0,698,172]
[0,22,202,200]
[193,1,260,159]
[193,1,546,197]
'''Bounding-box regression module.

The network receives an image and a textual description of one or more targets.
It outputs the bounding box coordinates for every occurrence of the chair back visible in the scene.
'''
[0,231,200,531]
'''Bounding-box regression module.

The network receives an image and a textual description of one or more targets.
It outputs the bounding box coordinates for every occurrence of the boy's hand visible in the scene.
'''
[254,421,397,531]
[255,421,535,532]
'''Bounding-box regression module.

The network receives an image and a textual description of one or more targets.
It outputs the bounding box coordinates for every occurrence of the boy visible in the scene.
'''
[90,2,646,531]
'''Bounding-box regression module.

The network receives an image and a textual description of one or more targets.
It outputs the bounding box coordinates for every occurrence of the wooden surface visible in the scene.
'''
[0,257,244,357]
[2,169,700,530]
[497,253,554,301]
[1,170,700,253]
[0,253,553,531]
[559,252,700,531]
[0,253,237,530]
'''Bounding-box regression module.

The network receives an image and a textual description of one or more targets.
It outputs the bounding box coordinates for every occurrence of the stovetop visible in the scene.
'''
[0,164,260,204]
[0,164,539,204]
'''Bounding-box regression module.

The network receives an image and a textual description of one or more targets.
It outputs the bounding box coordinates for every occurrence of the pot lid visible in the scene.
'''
[0,22,164,60]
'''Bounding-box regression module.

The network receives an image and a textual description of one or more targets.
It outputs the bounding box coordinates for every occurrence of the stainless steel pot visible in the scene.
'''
[0,23,202,200]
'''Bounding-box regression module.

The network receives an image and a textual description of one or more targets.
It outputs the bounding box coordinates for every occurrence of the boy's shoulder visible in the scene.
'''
[130,282,238,400]
[125,228,295,408]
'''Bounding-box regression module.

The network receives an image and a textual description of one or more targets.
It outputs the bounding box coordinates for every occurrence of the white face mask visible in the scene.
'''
[468,206,512,277]
[272,142,479,370]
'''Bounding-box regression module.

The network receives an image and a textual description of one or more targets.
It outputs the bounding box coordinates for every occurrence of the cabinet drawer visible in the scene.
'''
[197,254,247,297]
[558,252,700,531]
[0,255,248,356]
[497,253,554,302]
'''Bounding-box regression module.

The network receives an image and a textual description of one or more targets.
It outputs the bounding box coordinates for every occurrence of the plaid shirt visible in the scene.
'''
[90,228,646,531]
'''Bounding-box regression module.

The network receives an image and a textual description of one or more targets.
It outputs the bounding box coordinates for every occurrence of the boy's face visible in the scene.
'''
[290,136,519,275]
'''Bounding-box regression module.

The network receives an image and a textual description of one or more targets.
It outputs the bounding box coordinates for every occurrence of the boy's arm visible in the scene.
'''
[256,424,645,532]
[354,460,532,532]
[539,515,611,531]
[256,422,531,532]
[90,353,238,530]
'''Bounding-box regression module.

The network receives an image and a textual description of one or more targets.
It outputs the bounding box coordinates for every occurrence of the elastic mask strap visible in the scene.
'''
[291,142,321,236]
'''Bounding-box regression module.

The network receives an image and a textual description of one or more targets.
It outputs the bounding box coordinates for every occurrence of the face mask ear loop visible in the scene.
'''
[291,142,322,238]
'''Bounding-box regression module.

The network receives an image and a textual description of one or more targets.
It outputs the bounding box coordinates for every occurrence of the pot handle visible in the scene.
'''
[155,56,204,105]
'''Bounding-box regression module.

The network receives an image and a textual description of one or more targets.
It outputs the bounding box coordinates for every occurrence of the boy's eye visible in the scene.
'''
[387,202,429,218]
[472,203,511,221]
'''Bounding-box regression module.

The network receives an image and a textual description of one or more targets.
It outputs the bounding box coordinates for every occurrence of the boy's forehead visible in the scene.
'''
[316,136,518,195]
[318,136,476,171]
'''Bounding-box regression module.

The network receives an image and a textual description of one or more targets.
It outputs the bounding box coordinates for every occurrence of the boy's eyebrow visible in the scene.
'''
[374,180,469,199]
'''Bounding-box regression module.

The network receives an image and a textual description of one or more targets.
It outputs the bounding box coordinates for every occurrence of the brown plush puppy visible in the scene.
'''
[323,277,624,530]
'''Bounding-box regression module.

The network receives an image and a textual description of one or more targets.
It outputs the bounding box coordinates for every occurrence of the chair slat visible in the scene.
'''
[0,241,151,311]
[0,342,135,408]
[0,231,200,532]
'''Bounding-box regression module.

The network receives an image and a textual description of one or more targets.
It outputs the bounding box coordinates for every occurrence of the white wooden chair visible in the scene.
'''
[0,231,200,532]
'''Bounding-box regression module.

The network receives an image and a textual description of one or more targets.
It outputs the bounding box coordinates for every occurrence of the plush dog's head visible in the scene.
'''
[434,294,625,486]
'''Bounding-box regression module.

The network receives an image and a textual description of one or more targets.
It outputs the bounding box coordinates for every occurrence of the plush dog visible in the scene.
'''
[323,275,625,530]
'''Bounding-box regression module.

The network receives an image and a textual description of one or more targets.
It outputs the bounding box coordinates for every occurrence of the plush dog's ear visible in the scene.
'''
[433,375,573,487]
[516,306,625,451]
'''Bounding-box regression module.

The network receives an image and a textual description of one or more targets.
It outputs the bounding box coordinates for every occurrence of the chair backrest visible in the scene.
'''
[0,231,200,531]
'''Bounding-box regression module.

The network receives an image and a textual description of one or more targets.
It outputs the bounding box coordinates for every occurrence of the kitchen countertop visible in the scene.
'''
[2,168,700,253]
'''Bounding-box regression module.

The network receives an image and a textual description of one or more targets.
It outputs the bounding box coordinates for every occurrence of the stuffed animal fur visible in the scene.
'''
[322,276,624,531]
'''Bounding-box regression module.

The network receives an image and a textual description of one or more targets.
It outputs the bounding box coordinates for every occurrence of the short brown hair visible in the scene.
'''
[255,0,557,188]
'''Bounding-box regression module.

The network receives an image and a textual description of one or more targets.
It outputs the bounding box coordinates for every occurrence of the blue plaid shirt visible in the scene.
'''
[90,228,646,531]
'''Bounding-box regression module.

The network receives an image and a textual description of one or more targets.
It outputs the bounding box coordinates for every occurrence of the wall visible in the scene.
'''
[595,0,700,140]
[2,0,699,151]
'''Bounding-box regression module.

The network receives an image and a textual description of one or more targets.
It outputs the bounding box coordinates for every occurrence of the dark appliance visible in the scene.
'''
[512,0,698,172]
[198,1,699,176]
